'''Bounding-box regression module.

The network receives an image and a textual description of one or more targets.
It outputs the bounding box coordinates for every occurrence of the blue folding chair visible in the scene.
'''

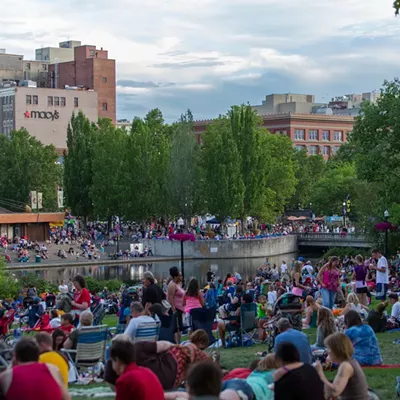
[133,320,160,343]
[239,302,258,345]
[158,314,175,343]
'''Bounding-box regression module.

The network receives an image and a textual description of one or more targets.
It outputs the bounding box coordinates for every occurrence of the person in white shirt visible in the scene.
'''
[124,301,156,341]
[280,261,288,274]
[302,262,314,276]
[49,309,61,328]
[371,249,389,301]
[58,280,69,294]
[268,285,277,306]
[387,293,400,329]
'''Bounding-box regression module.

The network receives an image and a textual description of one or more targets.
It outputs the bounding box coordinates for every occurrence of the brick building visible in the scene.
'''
[48,45,116,123]
[193,112,354,159]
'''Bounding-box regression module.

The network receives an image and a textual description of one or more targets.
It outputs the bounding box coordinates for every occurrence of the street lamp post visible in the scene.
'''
[342,201,347,227]
[384,210,389,257]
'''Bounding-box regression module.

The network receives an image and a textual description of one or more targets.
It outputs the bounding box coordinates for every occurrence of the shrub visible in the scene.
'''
[323,247,370,260]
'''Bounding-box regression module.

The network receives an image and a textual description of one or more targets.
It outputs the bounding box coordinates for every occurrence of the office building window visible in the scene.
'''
[26,63,31,70]
[308,130,318,141]
[323,146,330,156]
[26,95,32,105]
[42,64,47,70]
[294,129,305,140]
[90,50,95,56]
[332,146,339,154]
[295,145,305,151]
[54,97,59,106]
[102,102,108,111]
[61,97,66,107]
[74,97,79,107]
[322,130,330,141]
[48,96,53,106]
[33,95,38,105]
[102,77,108,83]
[334,131,343,141]
[308,145,317,155]
[281,130,287,136]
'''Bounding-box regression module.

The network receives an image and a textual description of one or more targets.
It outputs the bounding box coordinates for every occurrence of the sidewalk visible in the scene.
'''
[4,241,180,269]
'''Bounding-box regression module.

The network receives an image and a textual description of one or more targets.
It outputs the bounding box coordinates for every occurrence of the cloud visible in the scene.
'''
[1,0,399,121]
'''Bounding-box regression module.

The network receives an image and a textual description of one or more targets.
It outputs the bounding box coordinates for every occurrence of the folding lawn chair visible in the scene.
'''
[239,302,259,345]
[190,307,218,348]
[62,324,108,381]
[133,320,160,343]
[158,314,175,343]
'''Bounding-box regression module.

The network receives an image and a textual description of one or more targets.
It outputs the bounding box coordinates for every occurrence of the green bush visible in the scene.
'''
[85,277,123,293]
[18,273,58,294]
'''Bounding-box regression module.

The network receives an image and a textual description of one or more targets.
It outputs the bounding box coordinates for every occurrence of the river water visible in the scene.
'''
[14,251,298,287]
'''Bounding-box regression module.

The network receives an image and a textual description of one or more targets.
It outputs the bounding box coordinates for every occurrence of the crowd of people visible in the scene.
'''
[0,246,398,399]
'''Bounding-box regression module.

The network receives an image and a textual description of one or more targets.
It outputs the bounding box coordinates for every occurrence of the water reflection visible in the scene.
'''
[14,252,297,286]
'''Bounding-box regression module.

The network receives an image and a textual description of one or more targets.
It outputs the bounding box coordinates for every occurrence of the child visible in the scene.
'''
[257,295,269,341]
[267,285,277,307]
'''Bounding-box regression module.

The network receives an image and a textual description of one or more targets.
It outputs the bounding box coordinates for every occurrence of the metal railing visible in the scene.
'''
[297,233,367,242]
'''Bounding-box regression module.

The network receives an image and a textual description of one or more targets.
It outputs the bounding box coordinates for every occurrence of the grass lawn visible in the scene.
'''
[72,315,400,399]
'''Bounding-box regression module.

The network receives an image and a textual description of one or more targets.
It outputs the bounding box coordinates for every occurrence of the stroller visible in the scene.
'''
[56,292,74,313]
[92,303,107,326]
[263,292,303,352]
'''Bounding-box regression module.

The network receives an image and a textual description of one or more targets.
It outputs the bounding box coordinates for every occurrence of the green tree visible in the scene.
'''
[288,150,326,209]
[351,79,400,225]
[310,162,357,216]
[0,129,61,211]
[90,119,130,219]
[200,116,245,221]
[64,111,96,220]
[395,0,400,15]
[165,111,202,220]
[124,110,170,222]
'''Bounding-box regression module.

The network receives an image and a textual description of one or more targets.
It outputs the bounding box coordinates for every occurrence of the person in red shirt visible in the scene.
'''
[110,335,164,400]
[0,337,70,400]
[71,275,90,325]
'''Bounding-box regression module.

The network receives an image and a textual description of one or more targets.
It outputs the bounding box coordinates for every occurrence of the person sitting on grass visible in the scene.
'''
[314,332,370,400]
[367,301,388,333]
[387,293,400,330]
[344,310,382,366]
[342,293,369,319]
[274,318,312,364]
[302,295,319,329]
[246,353,279,400]
[311,307,337,351]
[110,334,164,400]
[273,342,324,400]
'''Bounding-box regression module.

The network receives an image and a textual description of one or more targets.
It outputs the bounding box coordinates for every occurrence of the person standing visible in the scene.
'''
[352,255,368,306]
[167,267,185,344]
[58,280,69,294]
[142,272,166,313]
[317,256,340,309]
[371,249,389,301]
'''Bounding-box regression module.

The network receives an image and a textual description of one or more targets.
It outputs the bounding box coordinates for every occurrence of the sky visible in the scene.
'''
[1,0,399,122]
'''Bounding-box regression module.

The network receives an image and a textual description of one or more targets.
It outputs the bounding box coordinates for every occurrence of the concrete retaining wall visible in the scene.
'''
[142,235,298,259]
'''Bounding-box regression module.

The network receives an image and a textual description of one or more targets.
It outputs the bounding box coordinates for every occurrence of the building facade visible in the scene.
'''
[0,85,98,152]
[193,112,354,159]
[48,45,116,123]
[0,52,48,87]
[35,41,81,64]
[252,93,326,115]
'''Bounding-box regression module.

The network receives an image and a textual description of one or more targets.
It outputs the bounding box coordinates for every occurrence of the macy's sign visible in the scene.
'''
[24,110,60,121]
